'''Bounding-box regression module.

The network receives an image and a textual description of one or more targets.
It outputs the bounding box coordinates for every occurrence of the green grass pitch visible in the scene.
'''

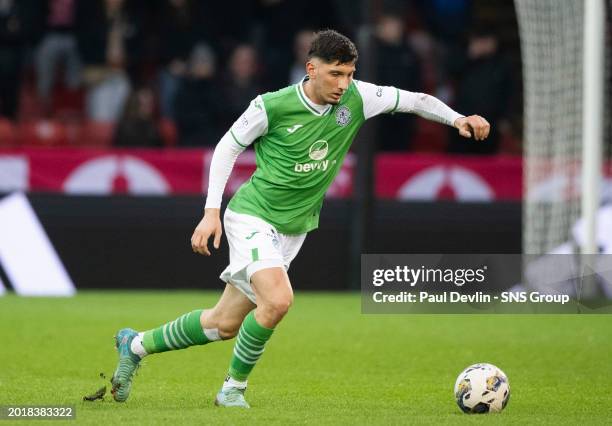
[1,291,611,425]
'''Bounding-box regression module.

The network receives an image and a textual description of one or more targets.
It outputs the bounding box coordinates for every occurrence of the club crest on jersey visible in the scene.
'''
[335,105,351,127]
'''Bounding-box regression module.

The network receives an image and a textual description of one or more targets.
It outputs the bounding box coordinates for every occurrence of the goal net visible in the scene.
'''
[516,0,612,255]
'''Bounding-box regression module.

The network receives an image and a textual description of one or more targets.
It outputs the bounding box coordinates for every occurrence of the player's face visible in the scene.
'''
[307,59,356,105]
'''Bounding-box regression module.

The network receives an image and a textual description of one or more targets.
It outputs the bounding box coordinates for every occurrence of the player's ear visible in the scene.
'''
[306,60,316,80]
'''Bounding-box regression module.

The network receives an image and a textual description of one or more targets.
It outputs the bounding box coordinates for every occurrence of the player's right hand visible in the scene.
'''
[191,208,222,256]
[454,115,490,141]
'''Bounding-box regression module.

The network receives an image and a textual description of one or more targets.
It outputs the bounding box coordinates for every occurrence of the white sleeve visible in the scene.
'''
[355,80,464,126]
[204,96,268,208]
[354,80,399,119]
[227,95,268,148]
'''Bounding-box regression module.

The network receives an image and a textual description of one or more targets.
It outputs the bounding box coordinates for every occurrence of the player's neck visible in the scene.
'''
[303,80,327,106]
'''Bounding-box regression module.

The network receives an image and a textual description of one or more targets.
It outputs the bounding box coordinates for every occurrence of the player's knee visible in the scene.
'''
[251,269,294,323]
[262,293,293,320]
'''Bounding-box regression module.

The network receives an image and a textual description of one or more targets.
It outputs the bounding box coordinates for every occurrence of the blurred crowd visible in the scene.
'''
[0,0,521,153]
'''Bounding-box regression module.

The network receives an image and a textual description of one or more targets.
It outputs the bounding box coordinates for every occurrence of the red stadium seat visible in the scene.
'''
[18,120,69,147]
[78,121,116,146]
[62,120,83,146]
[0,118,17,145]
[52,87,85,121]
[159,118,177,146]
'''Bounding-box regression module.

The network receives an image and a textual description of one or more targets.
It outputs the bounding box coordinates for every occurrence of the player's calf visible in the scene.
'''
[202,309,245,340]
[131,309,222,358]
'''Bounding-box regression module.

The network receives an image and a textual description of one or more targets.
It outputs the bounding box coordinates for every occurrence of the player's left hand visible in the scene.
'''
[454,115,490,141]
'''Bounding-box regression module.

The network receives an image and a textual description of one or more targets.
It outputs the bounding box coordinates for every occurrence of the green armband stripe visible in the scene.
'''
[390,88,400,114]
[230,129,248,148]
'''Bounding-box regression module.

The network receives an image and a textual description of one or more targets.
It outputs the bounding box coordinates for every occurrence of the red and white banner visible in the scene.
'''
[376,154,522,201]
[0,148,523,201]
[0,148,355,198]
[0,148,205,195]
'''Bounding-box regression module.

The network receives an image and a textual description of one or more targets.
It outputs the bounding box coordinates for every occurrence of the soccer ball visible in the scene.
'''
[454,363,510,414]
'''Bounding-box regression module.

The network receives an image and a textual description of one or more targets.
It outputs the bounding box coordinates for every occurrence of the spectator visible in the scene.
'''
[35,0,81,114]
[0,0,42,119]
[448,28,512,154]
[418,0,471,44]
[156,0,203,119]
[373,13,422,151]
[288,29,314,85]
[253,0,338,90]
[174,43,221,146]
[76,0,143,122]
[113,86,163,147]
[219,44,261,131]
[198,2,253,57]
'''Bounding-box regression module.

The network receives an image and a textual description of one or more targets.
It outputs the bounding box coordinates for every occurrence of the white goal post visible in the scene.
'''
[516,0,608,256]
[582,0,606,256]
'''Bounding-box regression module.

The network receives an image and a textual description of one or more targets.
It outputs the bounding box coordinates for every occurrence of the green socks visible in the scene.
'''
[228,311,274,381]
[135,309,274,384]
[141,309,212,354]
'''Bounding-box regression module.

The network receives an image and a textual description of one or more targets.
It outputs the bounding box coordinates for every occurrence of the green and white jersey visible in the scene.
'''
[205,77,463,235]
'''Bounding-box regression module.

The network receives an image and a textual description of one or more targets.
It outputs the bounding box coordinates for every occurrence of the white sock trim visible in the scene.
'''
[203,328,221,342]
[223,375,247,390]
[130,332,148,358]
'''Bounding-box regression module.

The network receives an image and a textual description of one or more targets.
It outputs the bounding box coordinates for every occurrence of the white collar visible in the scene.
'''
[295,76,332,116]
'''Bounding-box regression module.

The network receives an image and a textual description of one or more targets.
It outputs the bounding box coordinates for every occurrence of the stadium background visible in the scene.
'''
[0,0,521,290]
[1,1,612,424]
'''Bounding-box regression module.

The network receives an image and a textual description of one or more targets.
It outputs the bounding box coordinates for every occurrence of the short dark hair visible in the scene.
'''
[308,29,358,64]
